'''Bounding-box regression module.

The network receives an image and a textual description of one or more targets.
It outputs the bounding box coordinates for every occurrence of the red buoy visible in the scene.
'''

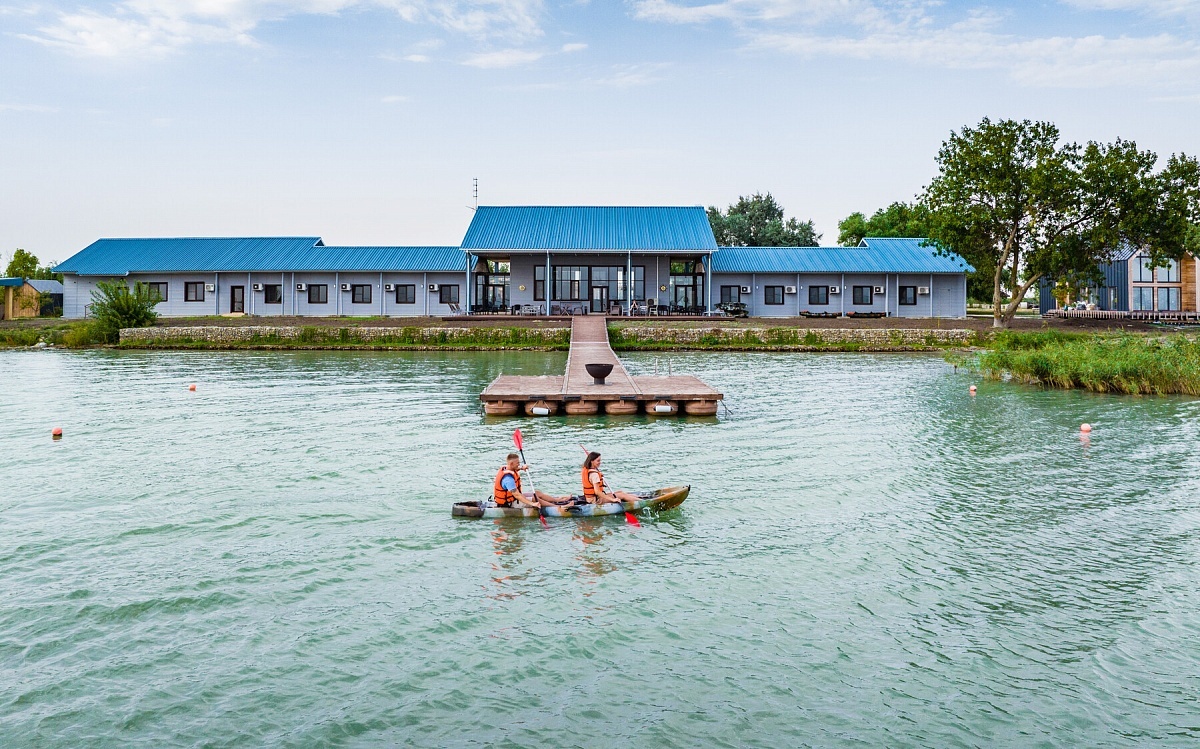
[1080,423,1092,433]
[969,385,977,395]
[52,427,63,440]
[188,384,196,391]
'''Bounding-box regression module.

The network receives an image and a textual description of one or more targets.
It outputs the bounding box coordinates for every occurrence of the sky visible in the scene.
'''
[3,0,1200,265]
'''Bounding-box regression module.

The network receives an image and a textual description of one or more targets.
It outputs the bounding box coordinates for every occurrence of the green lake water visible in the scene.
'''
[2,349,1199,747]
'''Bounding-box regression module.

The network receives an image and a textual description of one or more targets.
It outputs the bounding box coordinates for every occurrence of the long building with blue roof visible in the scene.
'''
[55,206,973,319]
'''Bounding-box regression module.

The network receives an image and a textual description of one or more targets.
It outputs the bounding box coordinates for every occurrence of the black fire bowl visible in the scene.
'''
[585,362,614,385]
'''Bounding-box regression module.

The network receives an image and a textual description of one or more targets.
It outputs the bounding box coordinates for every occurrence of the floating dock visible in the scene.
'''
[480,316,723,416]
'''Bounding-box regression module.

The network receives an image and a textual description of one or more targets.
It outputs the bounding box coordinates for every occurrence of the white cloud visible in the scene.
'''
[403,53,429,61]
[1062,0,1200,17]
[21,0,545,57]
[380,94,410,102]
[462,47,544,67]
[561,41,587,52]
[0,103,57,112]
[632,1,1200,89]
[592,62,669,86]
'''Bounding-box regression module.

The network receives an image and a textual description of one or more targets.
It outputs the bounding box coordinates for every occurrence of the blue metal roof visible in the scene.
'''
[461,206,718,251]
[0,277,24,287]
[54,238,466,275]
[711,238,974,274]
[313,246,466,272]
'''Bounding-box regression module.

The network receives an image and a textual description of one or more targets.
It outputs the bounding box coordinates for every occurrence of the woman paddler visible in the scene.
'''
[494,453,568,509]
[581,452,639,505]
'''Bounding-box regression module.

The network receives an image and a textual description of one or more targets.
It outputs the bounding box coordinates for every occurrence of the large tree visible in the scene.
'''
[923,118,1200,327]
[707,192,820,247]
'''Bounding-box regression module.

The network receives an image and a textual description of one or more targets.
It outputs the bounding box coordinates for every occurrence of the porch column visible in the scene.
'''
[546,252,551,316]
[465,254,472,313]
[705,252,712,312]
[627,251,632,313]
[840,273,845,316]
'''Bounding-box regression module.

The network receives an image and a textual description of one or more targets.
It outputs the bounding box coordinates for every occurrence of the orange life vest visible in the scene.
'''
[582,466,605,499]
[493,466,522,506]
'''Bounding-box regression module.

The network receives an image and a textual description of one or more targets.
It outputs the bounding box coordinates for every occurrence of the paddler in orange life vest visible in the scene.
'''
[582,452,639,505]
[493,453,568,509]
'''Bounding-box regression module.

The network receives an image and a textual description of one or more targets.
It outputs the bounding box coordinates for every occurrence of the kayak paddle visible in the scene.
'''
[579,442,640,526]
[513,429,548,527]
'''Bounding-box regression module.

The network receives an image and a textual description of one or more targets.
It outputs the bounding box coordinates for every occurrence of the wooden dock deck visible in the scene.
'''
[480,316,723,416]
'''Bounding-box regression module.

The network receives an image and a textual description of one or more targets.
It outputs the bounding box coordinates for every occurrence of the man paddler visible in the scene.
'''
[493,453,569,509]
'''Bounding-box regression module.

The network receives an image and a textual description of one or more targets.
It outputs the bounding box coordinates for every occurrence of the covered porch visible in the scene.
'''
[462,250,715,316]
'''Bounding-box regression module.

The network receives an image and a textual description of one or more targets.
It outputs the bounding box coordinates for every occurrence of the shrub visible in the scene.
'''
[89,281,159,343]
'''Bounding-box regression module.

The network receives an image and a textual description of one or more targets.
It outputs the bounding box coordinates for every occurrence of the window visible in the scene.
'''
[352,284,372,304]
[440,285,460,305]
[1159,287,1181,311]
[809,286,829,305]
[263,284,282,304]
[899,286,917,306]
[185,282,204,302]
[145,282,168,302]
[534,265,545,301]
[553,266,586,300]
[852,286,873,305]
[720,286,741,304]
[1109,287,1120,309]
[395,284,415,304]
[1133,254,1154,283]
[1157,260,1180,283]
[764,286,784,305]
[1132,287,1154,310]
[308,284,328,304]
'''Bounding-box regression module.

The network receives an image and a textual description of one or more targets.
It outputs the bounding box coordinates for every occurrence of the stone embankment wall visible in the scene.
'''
[609,327,973,350]
[121,324,972,351]
[119,326,571,349]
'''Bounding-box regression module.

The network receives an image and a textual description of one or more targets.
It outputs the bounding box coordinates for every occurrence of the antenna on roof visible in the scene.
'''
[467,178,478,211]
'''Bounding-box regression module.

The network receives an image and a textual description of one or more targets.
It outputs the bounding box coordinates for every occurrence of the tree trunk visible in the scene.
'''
[992,261,1006,328]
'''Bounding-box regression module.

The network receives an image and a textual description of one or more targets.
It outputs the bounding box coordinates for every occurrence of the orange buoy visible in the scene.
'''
[1080,423,1092,433]
[52,427,63,440]
[969,385,977,394]
[188,384,197,391]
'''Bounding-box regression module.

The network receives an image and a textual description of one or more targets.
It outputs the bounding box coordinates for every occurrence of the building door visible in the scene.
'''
[230,286,244,313]
[674,284,694,310]
[591,285,608,314]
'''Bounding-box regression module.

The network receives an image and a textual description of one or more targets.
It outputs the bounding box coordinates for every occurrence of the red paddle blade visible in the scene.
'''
[539,515,549,528]
[513,429,524,451]
[625,512,641,527]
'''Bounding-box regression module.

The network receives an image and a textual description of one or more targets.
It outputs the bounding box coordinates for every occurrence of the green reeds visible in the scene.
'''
[976,331,1200,395]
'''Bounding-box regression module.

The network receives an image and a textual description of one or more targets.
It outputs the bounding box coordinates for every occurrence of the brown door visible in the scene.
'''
[230,286,244,313]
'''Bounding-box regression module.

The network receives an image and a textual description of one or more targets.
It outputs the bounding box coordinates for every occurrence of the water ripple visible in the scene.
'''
[1,349,1199,747]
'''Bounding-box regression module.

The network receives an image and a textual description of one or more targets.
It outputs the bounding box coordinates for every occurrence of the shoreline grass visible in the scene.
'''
[967,330,1200,395]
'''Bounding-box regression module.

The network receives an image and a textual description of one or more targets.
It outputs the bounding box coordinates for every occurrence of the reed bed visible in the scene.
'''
[976,331,1200,395]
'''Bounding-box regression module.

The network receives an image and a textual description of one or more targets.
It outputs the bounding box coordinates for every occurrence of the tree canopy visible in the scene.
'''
[836,202,930,246]
[4,249,61,281]
[923,117,1200,327]
[5,249,38,279]
[707,193,820,247]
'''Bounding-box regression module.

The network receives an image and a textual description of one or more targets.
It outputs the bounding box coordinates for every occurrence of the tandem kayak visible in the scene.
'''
[451,485,689,519]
